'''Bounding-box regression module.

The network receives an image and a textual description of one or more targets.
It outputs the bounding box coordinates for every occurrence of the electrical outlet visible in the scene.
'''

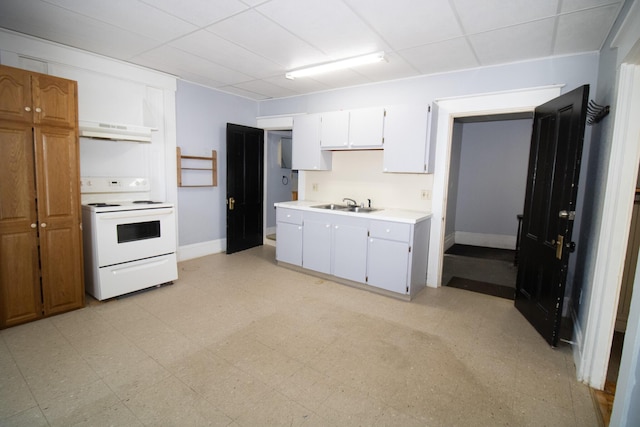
[420,189,431,200]
[312,183,319,191]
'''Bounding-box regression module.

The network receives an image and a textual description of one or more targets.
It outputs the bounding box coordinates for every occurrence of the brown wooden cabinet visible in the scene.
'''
[0,65,84,329]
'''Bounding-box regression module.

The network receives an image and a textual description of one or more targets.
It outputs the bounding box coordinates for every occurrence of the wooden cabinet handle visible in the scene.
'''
[25,106,31,112]
[35,107,42,113]
[30,223,37,228]
[40,223,47,228]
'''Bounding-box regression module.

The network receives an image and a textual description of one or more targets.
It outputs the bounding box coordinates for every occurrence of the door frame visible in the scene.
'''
[579,62,640,389]
[256,116,294,246]
[429,85,563,289]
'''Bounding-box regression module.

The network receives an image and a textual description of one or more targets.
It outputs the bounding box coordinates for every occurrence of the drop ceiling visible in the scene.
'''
[0,0,624,100]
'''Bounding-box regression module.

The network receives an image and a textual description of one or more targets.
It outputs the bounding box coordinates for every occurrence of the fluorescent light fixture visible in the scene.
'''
[285,51,385,80]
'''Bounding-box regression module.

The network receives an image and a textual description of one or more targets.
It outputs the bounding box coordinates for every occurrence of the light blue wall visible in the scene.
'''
[176,80,258,246]
[454,119,532,240]
[445,122,463,239]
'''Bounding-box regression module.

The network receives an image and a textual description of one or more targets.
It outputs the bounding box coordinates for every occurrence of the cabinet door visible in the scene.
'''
[367,238,410,294]
[320,111,349,149]
[0,122,42,328]
[0,65,33,123]
[302,219,332,274]
[276,222,303,266]
[32,74,78,128]
[333,223,368,283]
[383,105,430,173]
[35,127,84,316]
[349,107,384,148]
[292,114,332,170]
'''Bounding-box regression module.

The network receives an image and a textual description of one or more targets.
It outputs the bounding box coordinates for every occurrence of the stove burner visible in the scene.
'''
[132,200,163,204]
[88,203,121,207]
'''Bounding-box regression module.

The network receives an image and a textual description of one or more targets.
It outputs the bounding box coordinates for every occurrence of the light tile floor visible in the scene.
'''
[0,245,599,426]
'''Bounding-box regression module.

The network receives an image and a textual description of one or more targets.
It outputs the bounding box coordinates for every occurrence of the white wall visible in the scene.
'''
[454,119,532,249]
[175,80,258,258]
[445,121,463,249]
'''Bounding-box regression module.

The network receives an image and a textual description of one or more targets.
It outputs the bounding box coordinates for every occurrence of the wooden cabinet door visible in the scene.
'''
[34,127,84,316]
[0,65,33,123]
[32,74,78,129]
[0,122,42,328]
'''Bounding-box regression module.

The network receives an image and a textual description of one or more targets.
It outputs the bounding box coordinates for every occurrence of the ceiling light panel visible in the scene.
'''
[257,0,388,59]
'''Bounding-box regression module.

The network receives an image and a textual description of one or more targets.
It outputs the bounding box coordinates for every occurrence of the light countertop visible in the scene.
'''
[274,200,431,224]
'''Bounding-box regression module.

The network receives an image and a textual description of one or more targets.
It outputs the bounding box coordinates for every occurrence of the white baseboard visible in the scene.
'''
[266,226,276,235]
[444,233,456,252]
[177,239,226,262]
[454,231,516,250]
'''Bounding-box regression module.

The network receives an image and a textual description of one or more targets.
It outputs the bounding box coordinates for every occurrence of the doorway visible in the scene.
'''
[264,130,296,246]
[443,114,532,299]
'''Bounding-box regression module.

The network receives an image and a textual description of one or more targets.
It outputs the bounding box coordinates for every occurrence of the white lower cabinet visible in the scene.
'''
[332,220,368,283]
[302,218,332,274]
[275,208,303,266]
[275,206,430,298]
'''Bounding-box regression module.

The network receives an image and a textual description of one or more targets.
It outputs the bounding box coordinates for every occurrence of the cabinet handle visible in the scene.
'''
[30,223,37,228]
[35,107,42,113]
[24,106,31,112]
[40,223,47,228]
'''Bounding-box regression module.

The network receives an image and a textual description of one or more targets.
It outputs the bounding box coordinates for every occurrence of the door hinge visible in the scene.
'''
[409,246,412,253]
[406,286,409,293]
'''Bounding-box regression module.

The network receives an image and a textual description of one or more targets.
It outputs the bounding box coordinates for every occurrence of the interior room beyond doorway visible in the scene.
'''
[443,113,533,299]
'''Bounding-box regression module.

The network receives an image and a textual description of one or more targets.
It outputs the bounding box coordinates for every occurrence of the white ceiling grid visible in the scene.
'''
[0,0,624,100]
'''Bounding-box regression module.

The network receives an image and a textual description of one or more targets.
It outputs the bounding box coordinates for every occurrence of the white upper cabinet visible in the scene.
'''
[320,107,385,150]
[292,113,332,171]
[383,105,433,174]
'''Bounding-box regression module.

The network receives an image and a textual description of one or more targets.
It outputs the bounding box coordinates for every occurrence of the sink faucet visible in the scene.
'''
[343,198,357,207]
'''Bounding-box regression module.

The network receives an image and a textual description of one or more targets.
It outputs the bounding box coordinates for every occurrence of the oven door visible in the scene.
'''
[95,207,176,267]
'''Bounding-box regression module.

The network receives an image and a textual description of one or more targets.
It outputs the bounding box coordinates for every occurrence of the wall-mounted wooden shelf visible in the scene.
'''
[177,147,217,187]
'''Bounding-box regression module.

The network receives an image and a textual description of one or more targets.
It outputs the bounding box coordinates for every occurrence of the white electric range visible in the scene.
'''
[82,198,177,300]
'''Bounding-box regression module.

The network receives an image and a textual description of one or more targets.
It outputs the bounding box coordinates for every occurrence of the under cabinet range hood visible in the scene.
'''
[79,121,155,142]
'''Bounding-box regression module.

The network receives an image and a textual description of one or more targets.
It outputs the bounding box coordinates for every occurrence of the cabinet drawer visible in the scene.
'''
[277,208,303,225]
[369,220,411,242]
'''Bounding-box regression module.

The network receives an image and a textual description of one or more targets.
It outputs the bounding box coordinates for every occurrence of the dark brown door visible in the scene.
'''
[226,123,264,255]
[515,85,589,347]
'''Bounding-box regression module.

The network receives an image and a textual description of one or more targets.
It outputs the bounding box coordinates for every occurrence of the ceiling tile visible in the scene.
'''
[217,85,271,100]
[170,30,282,78]
[45,0,196,41]
[554,5,621,53]
[139,0,248,27]
[469,19,556,66]
[453,0,558,34]
[400,38,479,75]
[561,0,621,13]
[134,46,253,85]
[345,0,463,50]
[233,79,299,99]
[0,0,157,60]
[207,9,325,69]
[257,0,388,59]
[262,75,332,95]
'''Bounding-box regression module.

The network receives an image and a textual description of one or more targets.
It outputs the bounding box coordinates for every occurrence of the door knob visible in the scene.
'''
[558,210,576,220]
[228,197,235,210]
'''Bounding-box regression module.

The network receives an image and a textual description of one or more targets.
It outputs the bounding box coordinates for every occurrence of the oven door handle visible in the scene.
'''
[98,208,174,220]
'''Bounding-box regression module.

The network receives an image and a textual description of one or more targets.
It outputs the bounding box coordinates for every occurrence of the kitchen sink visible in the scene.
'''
[346,206,378,213]
[312,203,349,210]
[311,204,378,213]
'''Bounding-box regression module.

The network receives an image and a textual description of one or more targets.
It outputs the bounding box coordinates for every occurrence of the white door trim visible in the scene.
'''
[428,85,563,287]
[578,62,640,389]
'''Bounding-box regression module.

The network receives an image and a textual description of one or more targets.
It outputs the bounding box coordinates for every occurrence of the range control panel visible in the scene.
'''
[80,177,150,193]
